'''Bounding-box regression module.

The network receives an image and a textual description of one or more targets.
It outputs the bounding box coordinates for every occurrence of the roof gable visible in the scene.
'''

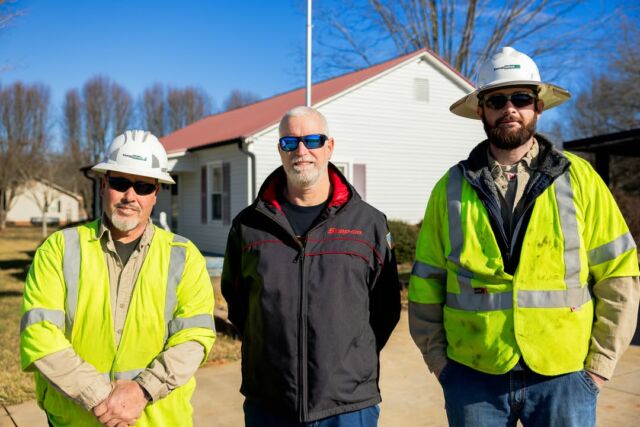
[161,48,471,153]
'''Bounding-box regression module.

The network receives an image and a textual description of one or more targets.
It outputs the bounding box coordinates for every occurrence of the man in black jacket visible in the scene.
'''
[222,106,401,426]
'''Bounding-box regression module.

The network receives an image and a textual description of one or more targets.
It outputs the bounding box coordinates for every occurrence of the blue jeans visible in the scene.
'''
[439,360,599,427]
[243,399,380,427]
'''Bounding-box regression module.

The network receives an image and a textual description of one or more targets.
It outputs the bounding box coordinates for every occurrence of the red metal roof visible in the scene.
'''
[161,48,469,153]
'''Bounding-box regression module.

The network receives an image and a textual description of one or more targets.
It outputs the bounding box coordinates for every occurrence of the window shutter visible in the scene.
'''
[200,166,207,224]
[353,163,366,201]
[222,162,231,225]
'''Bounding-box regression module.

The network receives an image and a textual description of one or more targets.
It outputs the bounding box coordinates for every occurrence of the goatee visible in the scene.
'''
[483,115,537,149]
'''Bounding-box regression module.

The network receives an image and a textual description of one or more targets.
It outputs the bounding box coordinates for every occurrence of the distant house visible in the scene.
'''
[157,48,485,254]
[7,179,85,226]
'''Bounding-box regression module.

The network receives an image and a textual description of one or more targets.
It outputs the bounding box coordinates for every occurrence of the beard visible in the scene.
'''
[284,155,325,188]
[483,114,537,150]
[107,204,141,232]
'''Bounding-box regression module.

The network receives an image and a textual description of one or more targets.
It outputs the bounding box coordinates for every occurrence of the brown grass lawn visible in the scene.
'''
[0,225,240,406]
[0,226,46,405]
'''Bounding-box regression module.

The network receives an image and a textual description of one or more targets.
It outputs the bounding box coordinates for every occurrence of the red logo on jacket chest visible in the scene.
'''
[327,227,363,235]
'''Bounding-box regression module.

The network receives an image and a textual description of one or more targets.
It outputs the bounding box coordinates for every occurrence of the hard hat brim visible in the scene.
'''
[91,162,176,184]
[450,81,571,119]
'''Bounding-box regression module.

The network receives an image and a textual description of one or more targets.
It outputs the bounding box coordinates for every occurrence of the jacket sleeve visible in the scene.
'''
[408,175,449,374]
[577,164,640,379]
[221,223,246,337]
[21,232,111,410]
[369,218,401,352]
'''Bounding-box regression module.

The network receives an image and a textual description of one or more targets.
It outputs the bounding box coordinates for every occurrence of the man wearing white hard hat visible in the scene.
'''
[20,130,216,427]
[409,47,639,426]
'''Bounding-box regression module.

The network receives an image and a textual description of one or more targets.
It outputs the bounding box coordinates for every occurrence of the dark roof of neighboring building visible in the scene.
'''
[161,48,471,154]
[563,128,640,157]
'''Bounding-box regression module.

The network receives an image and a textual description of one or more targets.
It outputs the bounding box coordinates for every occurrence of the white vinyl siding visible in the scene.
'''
[250,57,484,224]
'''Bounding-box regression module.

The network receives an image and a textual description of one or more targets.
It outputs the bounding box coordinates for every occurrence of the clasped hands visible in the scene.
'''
[92,380,148,427]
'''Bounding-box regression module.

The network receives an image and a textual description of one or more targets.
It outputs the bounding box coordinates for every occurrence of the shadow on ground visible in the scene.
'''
[0,251,35,281]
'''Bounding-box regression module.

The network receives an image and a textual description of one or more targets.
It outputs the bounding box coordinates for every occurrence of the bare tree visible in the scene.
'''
[223,89,260,111]
[0,82,50,229]
[167,86,212,132]
[0,0,24,30]
[315,0,601,79]
[112,82,133,135]
[83,76,112,163]
[62,89,92,217]
[142,83,166,136]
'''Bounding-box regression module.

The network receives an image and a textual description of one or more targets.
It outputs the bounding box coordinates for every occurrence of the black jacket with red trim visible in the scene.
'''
[221,163,401,422]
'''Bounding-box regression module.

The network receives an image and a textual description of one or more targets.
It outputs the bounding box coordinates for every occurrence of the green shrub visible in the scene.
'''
[387,220,419,265]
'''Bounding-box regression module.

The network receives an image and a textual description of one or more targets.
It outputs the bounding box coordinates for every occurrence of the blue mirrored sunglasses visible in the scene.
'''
[278,134,328,152]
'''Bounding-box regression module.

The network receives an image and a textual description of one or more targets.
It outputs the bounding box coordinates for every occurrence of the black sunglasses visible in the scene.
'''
[481,93,537,110]
[279,134,328,152]
[107,176,157,196]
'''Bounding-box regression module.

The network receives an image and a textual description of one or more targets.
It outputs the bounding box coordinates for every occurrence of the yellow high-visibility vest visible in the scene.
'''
[20,220,216,426]
[409,152,638,375]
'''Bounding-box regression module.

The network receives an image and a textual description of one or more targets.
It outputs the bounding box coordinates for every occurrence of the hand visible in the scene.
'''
[585,371,607,389]
[93,380,148,426]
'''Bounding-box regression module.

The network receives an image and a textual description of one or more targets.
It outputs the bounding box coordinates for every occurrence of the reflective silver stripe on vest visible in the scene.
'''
[165,235,188,342]
[554,172,582,288]
[20,308,65,332]
[518,286,592,309]
[444,166,591,312]
[62,227,80,337]
[447,291,513,311]
[446,166,473,293]
[169,313,216,336]
[411,260,446,281]
[588,231,636,266]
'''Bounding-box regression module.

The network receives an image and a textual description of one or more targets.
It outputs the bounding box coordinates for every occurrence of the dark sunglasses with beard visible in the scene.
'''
[480,93,537,110]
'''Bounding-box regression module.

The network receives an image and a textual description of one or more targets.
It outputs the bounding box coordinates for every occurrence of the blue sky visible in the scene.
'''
[0,0,635,135]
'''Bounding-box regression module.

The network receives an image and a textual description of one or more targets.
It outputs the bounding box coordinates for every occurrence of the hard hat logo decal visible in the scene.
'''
[123,153,148,162]
[494,64,521,71]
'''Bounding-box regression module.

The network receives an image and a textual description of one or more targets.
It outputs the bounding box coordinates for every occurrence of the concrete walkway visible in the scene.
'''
[4,311,640,426]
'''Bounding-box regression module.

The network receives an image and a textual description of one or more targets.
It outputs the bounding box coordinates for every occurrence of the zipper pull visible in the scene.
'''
[293,252,301,263]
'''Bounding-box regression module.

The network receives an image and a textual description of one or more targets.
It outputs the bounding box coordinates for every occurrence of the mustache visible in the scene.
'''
[291,156,315,164]
[115,202,140,212]
[496,115,522,125]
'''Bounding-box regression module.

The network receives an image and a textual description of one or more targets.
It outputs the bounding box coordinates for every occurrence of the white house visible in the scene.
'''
[6,179,84,226]
[158,48,485,254]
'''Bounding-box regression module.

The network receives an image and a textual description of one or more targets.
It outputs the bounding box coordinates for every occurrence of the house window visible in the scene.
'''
[414,78,429,102]
[333,162,350,180]
[209,163,223,221]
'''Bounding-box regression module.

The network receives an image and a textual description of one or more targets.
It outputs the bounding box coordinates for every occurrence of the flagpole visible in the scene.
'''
[306,0,312,106]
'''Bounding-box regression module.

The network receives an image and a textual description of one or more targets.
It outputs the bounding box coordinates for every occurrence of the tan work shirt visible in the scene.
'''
[34,220,205,410]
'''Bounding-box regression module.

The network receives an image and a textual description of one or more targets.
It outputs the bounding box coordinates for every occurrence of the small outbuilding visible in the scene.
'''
[6,179,85,226]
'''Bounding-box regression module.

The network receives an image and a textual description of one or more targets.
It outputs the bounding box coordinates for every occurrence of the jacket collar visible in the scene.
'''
[461,133,569,180]
[258,162,355,213]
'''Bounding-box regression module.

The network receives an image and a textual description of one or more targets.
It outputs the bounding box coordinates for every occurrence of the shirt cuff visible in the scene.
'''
[77,378,112,410]
[585,352,616,380]
[135,370,165,402]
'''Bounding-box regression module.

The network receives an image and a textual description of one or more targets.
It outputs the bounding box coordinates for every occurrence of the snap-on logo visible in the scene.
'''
[328,227,363,235]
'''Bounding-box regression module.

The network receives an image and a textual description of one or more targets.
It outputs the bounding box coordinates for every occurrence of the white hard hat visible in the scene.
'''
[92,130,175,184]
[450,46,571,119]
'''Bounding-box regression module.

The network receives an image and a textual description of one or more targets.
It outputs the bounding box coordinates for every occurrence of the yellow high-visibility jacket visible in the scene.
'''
[410,146,638,375]
[20,220,216,426]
